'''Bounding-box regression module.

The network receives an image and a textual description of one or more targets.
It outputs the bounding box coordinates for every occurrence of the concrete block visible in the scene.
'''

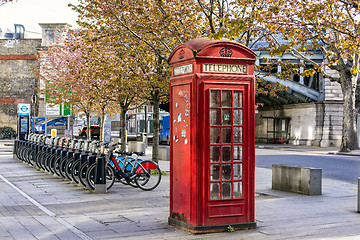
[158,146,170,161]
[272,164,322,195]
[128,141,146,154]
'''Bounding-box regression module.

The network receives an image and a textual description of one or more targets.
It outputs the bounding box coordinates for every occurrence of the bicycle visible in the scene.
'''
[86,142,162,191]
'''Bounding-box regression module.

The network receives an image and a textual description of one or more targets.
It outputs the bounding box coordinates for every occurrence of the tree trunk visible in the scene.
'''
[86,112,91,140]
[120,106,127,151]
[99,110,105,142]
[152,91,160,163]
[340,72,358,151]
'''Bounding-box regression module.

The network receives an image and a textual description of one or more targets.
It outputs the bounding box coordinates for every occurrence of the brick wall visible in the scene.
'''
[0,39,42,130]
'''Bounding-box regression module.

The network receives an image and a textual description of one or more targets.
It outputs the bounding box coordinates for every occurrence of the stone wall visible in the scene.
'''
[256,101,343,147]
[0,39,42,130]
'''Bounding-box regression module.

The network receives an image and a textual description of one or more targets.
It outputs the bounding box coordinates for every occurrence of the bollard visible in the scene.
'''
[13,140,18,160]
[87,155,96,190]
[358,178,360,213]
[94,156,106,193]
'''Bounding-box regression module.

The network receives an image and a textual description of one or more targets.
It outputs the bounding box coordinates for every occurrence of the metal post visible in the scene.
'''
[358,178,360,213]
[45,115,48,136]
[94,156,106,193]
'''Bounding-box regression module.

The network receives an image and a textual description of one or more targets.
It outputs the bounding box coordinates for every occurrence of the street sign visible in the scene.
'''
[45,103,71,116]
[17,104,30,115]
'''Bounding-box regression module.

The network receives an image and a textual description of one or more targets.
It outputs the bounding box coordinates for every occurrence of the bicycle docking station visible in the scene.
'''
[168,38,257,233]
[14,133,162,194]
[94,156,106,193]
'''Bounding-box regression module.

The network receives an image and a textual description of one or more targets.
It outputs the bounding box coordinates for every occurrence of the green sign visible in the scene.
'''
[45,103,71,116]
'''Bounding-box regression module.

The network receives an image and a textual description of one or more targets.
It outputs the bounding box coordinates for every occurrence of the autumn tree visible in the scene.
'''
[72,0,206,161]
[37,33,105,140]
[230,0,360,151]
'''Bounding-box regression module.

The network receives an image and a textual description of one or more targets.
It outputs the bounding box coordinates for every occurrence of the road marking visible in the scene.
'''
[0,174,92,240]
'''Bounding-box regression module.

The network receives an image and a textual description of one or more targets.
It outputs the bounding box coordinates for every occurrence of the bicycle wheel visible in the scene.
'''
[28,149,35,166]
[86,163,116,191]
[48,155,56,174]
[44,153,53,172]
[35,151,43,169]
[65,158,74,181]
[71,159,81,184]
[134,161,161,191]
[59,158,67,178]
[39,152,47,170]
[53,155,62,176]
[79,163,88,187]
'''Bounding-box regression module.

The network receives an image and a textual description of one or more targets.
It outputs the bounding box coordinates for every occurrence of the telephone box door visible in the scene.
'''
[204,84,254,226]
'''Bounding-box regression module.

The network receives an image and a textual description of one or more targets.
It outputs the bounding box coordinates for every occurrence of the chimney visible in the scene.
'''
[39,23,71,47]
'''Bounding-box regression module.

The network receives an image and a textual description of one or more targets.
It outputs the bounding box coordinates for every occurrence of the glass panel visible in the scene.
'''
[222,146,231,162]
[233,164,242,180]
[233,146,242,162]
[222,91,232,107]
[210,127,221,143]
[211,90,220,107]
[222,164,232,180]
[210,146,220,162]
[222,127,232,143]
[222,182,231,199]
[210,183,220,200]
[233,127,243,143]
[233,182,243,198]
[210,109,221,125]
[233,91,243,107]
[233,109,243,125]
[222,109,232,125]
[210,164,220,181]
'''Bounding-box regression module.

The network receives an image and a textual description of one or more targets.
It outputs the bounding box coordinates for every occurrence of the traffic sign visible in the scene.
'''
[17,104,30,115]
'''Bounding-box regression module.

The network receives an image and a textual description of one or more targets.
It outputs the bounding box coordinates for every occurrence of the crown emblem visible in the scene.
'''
[219,46,233,57]
[179,50,185,59]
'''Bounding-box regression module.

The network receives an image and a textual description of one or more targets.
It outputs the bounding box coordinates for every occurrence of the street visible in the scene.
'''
[256,148,360,183]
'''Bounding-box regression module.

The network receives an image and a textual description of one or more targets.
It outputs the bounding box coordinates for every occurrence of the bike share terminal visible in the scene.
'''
[168,37,256,233]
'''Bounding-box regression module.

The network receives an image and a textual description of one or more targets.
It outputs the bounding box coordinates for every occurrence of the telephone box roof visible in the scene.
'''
[168,37,256,64]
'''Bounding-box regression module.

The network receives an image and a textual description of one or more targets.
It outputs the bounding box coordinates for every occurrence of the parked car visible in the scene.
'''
[79,126,100,138]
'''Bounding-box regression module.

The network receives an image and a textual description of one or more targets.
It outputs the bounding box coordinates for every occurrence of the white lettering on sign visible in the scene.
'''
[3,39,19,48]
[203,63,247,74]
[174,64,193,76]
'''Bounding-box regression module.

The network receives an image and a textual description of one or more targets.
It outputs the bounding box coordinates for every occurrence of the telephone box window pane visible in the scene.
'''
[210,109,221,125]
[233,109,243,125]
[233,127,243,143]
[211,91,220,107]
[210,127,221,143]
[222,164,232,180]
[233,164,242,180]
[233,146,243,162]
[222,109,232,125]
[233,182,243,198]
[210,164,220,181]
[234,91,243,107]
[222,91,232,107]
[210,183,220,200]
[210,146,220,162]
[222,182,231,199]
[222,146,231,162]
[222,127,232,143]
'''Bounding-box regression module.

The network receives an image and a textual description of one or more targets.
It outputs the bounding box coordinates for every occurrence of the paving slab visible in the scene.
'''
[1,142,360,239]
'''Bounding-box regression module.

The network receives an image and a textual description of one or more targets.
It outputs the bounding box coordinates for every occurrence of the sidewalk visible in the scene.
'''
[0,141,359,239]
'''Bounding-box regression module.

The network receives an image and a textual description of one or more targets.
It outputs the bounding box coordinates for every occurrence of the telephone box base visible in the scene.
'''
[168,217,256,234]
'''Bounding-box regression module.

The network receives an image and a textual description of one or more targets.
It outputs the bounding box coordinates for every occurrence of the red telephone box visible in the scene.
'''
[168,37,256,233]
